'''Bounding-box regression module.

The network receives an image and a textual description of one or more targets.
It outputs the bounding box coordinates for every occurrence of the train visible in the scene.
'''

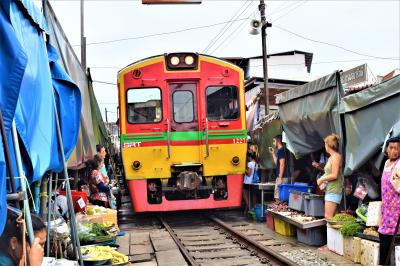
[117,53,247,212]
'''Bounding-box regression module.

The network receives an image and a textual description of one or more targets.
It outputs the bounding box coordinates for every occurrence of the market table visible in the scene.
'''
[267,209,326,229]
[248,182,275,219]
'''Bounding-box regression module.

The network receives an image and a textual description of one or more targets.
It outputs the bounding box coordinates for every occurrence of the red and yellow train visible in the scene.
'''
[117,53,247,212]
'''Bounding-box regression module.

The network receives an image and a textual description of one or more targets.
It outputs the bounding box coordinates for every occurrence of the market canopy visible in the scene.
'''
[276,72,342,157]
[341,75,400,175]
[45,1,97,168]
[0,0,81,235]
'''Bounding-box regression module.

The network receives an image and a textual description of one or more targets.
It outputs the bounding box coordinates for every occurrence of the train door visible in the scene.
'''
[169,83,201,163]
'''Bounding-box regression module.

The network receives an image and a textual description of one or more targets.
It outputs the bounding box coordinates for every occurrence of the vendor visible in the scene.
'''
[90,155,112,207]
[0,209,46,266]
[243,152,257,214]
[378,136,400,265]
[316,134,343,218]
[268,135,289,198]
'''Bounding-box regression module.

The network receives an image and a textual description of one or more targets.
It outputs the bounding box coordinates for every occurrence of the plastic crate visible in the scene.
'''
[266,211,274,231]
[296,226,327,246]
[274,217,296,236]
[304,193,325,217]
[59,190,88,213]
[288,190,305,211]
[249,210,257,221]
[278,184,313,202]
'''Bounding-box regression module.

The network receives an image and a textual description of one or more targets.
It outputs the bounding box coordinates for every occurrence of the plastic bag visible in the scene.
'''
[353,180,368,200]
[252,164,260,183]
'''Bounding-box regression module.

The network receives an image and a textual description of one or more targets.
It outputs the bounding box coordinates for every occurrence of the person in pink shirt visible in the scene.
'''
[378,136,400,265]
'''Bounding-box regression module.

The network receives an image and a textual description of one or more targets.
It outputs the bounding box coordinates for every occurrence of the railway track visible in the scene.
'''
[157,214,298,266]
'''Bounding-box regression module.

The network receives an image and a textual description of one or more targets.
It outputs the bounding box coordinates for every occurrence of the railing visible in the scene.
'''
[166,118,171,159]
[204,118,209,158]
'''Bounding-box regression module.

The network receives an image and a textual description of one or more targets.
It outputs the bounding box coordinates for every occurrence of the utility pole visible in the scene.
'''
[105,108,109,124]
[259,0,272,116]
[80,0,86,70]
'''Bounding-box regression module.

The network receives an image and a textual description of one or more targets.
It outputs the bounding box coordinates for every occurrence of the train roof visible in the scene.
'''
[118,53,243,74]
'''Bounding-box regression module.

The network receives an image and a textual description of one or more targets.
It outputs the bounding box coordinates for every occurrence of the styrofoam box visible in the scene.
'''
[396,246,400,266]
[343,236,361,263]
[366,201,381,227]
[327,225,343,255]
[360,239,379,266]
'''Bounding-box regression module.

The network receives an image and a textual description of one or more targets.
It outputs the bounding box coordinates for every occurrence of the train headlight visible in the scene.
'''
[132,160,141,170]
[170,56,180,66]
[184,55,194,65]
[231,156,240,165]
[165,53,198,70]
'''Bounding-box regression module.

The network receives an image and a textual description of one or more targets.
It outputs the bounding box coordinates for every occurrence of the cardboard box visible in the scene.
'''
[360,239,379,266]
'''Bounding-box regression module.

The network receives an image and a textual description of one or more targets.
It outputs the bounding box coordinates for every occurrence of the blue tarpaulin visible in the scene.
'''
[0,0,81,235]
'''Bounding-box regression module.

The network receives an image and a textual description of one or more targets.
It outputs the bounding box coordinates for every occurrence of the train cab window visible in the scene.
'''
[173,90,194,123]
[206,86,239,121]
[127,88,162,124]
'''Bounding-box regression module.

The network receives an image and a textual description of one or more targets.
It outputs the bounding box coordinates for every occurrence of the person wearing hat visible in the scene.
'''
[378,136,400,265]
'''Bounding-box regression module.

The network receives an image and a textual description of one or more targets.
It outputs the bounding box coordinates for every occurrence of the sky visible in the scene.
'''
[42,0,400,122]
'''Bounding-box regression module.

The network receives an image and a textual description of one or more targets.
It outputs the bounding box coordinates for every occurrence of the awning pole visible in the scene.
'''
[11,120,35,244]
[336,71,346,209]
[46,173,53,257]
[51,90,83,266]
[0,110,20,208]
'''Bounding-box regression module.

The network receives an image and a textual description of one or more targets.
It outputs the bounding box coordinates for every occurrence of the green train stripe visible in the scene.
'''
[121,129,247,143]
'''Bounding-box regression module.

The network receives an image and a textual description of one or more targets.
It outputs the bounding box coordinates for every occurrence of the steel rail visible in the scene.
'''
[158,216,200,266]
[208,215,298,266]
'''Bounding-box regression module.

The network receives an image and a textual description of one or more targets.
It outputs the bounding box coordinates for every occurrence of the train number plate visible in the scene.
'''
[123,142,142,148]
[233,138,246,144]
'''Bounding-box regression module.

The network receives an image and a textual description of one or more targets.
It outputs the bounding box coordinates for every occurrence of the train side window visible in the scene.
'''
[206,86,239,121]
[173,90,194,123]
[127,88,162,124]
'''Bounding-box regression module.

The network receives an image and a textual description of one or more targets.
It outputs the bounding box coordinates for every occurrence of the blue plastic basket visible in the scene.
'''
[278,184,313,202]
[254,204,267,222]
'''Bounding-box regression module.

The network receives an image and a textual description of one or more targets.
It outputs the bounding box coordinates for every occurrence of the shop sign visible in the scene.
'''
[340,64,367,86]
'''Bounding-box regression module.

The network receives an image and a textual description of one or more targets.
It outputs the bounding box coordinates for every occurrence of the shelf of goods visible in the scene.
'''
[268,209,327,245]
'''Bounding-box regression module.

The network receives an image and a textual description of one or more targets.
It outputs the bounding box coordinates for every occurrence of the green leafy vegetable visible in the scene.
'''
[340,222,365,237]
[331,214,356,222]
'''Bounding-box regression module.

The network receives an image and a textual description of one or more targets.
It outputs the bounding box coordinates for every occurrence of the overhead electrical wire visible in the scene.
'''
[203,0,253,54]
[210,1,306,55]
[271,1,308,23]
[202,0,250,53]
[275,25,399,61]
[73,17,250,47]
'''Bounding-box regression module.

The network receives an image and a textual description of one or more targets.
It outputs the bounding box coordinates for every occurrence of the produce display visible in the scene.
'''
[86,205,115,215]
[363,227,379,237]
[82,246,129,264]
[329,213,356,223]
[356,205,368,222]
[78,222,117,244]
[268,201,290,212]
[340,222,365,237]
